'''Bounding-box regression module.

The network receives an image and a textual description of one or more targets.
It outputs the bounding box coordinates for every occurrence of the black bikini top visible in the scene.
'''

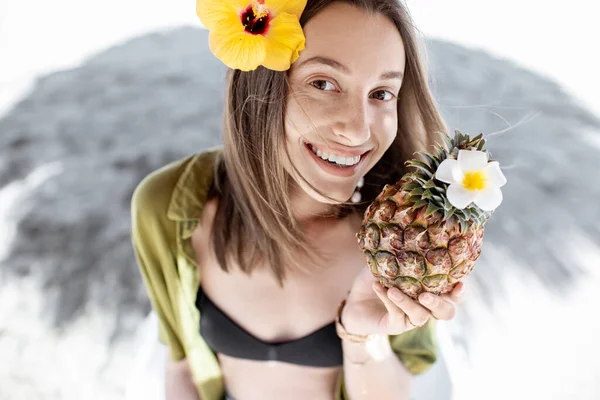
[195,285,343,367]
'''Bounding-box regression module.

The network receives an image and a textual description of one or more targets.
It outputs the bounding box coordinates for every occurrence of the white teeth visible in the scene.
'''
[310,144,361,166]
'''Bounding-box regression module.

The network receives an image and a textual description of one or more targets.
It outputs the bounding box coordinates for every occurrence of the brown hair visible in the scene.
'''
[209,0,448,286]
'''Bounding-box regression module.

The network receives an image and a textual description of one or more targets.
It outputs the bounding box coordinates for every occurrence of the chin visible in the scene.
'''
[305,182,354,205]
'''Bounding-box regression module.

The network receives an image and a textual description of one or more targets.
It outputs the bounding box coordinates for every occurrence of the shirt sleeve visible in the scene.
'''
[388,318,438,375]
[130,163,186,361]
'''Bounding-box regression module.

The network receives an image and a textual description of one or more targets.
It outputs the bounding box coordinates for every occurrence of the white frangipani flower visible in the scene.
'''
[435,150,507,211]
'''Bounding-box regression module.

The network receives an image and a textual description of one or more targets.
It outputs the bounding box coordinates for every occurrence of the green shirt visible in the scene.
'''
[130,147,438,400]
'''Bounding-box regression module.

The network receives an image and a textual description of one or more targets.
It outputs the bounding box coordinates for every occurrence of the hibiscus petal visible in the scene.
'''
[209,31,267,71]
[266,0,307,18]
[447,184,477,210]
[435,159,460,184]
[482,161,507,187]
[458,150,488,173]
[196,0,248,32]
[261,12,305,71]
[473,186,503,211]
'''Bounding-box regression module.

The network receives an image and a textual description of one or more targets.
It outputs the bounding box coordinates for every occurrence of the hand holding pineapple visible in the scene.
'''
[340,263,465,336]
[345,130,506,335]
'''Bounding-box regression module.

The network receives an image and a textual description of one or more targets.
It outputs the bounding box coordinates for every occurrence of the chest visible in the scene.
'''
[190,198,365,343]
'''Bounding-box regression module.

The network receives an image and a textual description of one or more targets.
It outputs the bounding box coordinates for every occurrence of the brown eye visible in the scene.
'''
[310,80,336,91]
[371,90,395,101]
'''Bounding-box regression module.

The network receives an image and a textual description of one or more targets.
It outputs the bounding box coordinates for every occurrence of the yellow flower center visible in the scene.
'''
[462,170,486,191]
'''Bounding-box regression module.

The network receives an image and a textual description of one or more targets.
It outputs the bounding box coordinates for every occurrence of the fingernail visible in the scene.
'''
[421,293,434,304]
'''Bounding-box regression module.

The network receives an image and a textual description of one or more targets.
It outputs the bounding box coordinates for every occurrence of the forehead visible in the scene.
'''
[295,2,406,74]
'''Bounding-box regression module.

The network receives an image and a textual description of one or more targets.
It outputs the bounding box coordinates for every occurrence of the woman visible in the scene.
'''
[131,0,465,399]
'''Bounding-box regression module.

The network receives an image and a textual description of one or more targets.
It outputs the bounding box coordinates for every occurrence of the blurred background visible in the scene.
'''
[1,0,598,399]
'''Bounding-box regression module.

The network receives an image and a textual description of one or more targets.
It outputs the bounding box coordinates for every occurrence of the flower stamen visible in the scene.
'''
[462,171,486,191]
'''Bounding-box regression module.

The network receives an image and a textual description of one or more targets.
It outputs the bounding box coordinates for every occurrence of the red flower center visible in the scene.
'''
[241,4,270,35]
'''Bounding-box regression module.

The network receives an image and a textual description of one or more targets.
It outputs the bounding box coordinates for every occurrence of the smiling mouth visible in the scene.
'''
[304,142,368,168]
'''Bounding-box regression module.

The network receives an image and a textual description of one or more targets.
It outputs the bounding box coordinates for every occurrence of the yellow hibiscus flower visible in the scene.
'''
[196,0,307,71]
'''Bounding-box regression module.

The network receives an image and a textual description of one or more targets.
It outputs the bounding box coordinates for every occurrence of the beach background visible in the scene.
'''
[1,1,598,399]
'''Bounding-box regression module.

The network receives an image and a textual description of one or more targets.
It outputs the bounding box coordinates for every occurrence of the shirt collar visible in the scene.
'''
[166,146,222,222]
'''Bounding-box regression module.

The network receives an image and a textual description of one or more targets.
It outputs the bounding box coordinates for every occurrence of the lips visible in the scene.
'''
[304,141,368,158]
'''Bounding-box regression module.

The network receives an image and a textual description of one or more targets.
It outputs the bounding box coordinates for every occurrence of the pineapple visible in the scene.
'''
[356,130,496,299]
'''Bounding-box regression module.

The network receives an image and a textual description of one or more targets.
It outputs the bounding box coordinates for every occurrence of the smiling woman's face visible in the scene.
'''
[283,2,406,205]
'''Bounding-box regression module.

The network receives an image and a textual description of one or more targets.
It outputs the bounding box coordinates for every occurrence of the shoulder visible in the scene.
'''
[131,147,222,222]
[131,154,194,218]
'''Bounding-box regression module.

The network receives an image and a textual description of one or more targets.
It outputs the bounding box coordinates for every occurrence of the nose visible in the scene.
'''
[331,96,371,145]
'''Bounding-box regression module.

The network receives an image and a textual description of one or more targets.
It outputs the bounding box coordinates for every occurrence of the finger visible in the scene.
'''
[372,282,406,323]
[418,292,456,320]
[382,285,430,328]
[441,282,466,305]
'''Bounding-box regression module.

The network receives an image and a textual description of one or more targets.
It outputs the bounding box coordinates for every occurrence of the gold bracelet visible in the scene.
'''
[335,299,374,344]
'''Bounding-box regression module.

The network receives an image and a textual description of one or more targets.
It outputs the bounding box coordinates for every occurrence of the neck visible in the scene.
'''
[288,183,343,224]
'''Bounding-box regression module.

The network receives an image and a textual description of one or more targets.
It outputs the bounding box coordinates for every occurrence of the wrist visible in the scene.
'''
[336,299,394,365]
[336,299,373,342]
[342,333,393,365]
[339,300,359,335]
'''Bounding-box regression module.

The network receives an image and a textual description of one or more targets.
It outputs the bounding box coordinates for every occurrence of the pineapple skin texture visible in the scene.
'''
[357,182,484,299]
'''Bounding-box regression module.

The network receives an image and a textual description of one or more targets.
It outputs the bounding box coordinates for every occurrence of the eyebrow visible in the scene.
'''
[297,56,404,80]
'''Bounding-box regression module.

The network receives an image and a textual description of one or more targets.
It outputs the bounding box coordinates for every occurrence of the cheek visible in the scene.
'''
[283,99,315,167]
[285,87,336,135]
[376,107,398,144]
[284,97,308,139]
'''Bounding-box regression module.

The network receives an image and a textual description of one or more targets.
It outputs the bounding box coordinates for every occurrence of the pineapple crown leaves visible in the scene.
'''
[401,129,494,230]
